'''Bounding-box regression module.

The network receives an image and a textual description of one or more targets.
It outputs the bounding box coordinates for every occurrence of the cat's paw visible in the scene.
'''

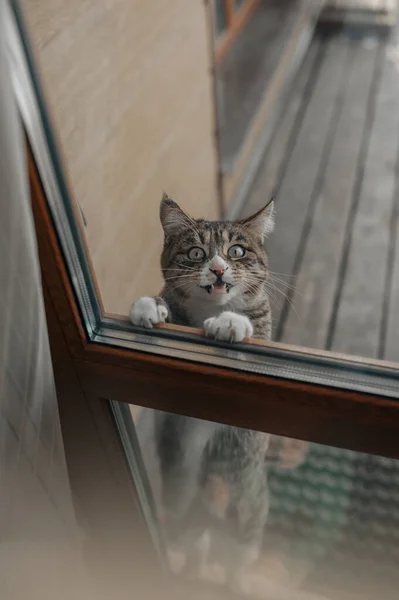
[130,296,168,328]
[204,312,253,343]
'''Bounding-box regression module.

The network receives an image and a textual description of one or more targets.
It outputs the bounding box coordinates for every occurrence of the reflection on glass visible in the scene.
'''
[20,0,399,364]
[124,403,399,600]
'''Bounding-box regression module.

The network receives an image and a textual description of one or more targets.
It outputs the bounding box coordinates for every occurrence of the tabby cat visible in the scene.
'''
[130,194,276,593]
[130,192,274,341]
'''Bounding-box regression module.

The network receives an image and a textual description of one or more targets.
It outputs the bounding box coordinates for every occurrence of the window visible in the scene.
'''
[6,0,399,597]
[115,402,399,599]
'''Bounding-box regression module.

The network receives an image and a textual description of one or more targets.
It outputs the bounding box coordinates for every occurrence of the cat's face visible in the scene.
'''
[160,193,274,306]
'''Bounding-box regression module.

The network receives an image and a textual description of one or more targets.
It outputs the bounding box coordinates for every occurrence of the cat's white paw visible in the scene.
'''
[130,297,168,328]
[204,312,253,343]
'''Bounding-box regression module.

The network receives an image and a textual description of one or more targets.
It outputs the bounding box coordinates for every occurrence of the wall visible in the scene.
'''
[21,0,220,315]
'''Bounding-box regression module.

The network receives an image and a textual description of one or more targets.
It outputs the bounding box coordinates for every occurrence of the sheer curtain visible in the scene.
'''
[0,1,94,597]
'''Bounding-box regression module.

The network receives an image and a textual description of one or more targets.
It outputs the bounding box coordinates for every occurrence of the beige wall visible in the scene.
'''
[22,0,220,315]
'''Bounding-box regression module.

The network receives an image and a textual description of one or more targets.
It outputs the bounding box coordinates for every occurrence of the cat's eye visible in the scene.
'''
[228,245,246,259]
[187,247,206,261]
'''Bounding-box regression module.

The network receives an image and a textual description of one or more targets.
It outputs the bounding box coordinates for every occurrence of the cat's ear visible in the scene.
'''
[160,192,191,237]
[240,198,275,239]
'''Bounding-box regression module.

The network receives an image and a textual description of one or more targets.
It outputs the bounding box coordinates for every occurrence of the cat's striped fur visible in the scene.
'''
[131,194,288,593]
[131,192,275,342]
[158,193,274,339]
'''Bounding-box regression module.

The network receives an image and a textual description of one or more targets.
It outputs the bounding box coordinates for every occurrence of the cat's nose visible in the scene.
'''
[209,255,228,275]
[210,267,227,276]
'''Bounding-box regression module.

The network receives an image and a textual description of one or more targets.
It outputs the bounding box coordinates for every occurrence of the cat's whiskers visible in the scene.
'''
[164,274,197,284]
[246,285,260,298]
[164,273,195,278]
[172,261,198,272]
[268,275,298,294]
[264,281,290,299]
[264,282,296,309]
[146,266,197,272]
[163,269,197,273]
[168,278,196,292]
[264,282,301,320]
[245,269,295,291]
[246,269,300,300]
[243,278,278,309]
[269,273,295,287]
[241,280,261,298]
[269,269,298,279]
[241,279,263,297]
[255,282,278,307]
[242,277,288,316]
[282,293,301,320]
[264,275,299,301]
[242,271,298,316]
[267,273,302,304]
[242,274,264,288]
[263,285,279,306]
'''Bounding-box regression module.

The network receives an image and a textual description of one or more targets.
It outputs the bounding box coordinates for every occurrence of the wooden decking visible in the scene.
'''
[240,19,399,362]
[238,20,399,599]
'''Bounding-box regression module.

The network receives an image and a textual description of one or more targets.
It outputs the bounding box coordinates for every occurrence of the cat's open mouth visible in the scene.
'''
[202,282,233,295]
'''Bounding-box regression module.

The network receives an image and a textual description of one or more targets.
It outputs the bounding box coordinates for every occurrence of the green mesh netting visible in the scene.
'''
[267,445,399,569]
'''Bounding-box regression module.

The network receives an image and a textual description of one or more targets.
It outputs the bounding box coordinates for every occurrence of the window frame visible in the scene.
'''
[28,153,399,460]
[38,240,163,594]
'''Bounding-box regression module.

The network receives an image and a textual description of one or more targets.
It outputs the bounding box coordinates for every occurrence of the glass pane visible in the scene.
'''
[215,0,228,36]
[11,0,399,390]
[116,401,399,599]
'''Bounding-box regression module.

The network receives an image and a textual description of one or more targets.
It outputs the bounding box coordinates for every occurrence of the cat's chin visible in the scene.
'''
[201,282,233,297]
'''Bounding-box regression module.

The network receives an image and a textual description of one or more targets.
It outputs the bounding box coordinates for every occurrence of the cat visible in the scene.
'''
[130,193,280,594]
[130,192,275,342]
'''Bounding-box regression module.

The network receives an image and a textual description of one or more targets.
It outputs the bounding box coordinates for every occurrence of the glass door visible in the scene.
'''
[6,0,399,597]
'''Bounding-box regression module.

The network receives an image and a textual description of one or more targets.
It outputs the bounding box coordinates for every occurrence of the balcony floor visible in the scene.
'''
[241,21,399,363]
